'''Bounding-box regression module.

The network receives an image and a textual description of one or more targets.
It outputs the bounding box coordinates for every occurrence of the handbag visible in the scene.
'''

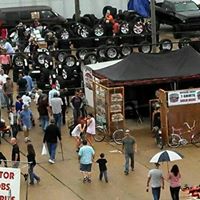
[41,143,48,155]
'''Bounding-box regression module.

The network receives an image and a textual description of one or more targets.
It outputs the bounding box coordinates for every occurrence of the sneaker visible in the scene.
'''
[48,159,55,164]
[37,177,40,183]
[83,177,87,183]
[124,171,129,175]
[87,178,92,183]
[29,181,34,185]
[105,180,108,183]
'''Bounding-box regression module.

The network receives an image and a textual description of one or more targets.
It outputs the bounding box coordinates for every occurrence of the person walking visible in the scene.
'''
[0,48,11,75]
[10,137,20,168]
[9,105,19,138]
[78,140,95,183]
[19,104,33,142]
[122,129,137,175]
[50,93,63,129]
[43,119,62,164]
[168,164,181,200]
[3,77,13,109]
[23,71,34,93]
[71,119,86,152]
[17,73,27,96]
[27,143,40,185]
[86,113,96,147]
[37,93,49,132]
[70,90,82,125]
[96,153,108,182]
[146,163,164,200]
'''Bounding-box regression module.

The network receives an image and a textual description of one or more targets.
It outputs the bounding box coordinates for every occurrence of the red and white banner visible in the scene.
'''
[0,167,21,200]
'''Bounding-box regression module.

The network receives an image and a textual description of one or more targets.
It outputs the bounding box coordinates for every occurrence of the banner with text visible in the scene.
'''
[168,88,200,106]
[0,167,21,200]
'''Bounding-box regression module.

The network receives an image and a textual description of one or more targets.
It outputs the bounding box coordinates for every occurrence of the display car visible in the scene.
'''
[155,0,200,38]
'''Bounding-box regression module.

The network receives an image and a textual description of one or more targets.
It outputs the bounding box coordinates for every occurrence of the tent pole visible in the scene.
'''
[150,0,157,53]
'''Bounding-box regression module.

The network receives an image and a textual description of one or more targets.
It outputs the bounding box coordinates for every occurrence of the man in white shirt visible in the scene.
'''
[48,84,59,106]
[50,93,63,129]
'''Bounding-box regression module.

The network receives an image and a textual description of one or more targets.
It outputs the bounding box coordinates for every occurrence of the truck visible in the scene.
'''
[155,0,200,38]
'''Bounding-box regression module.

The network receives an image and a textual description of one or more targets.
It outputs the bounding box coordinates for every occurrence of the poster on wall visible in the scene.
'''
[168,88,200,106]
[0,167,21,200]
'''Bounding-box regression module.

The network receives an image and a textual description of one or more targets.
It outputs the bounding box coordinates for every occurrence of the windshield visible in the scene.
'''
[175,2,199,12]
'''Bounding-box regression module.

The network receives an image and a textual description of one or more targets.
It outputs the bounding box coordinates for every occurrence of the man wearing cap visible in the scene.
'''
[122,129,137,175]
[146,163,164,200]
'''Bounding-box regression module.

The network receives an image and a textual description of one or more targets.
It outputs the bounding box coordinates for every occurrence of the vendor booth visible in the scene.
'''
[89,46,200,136]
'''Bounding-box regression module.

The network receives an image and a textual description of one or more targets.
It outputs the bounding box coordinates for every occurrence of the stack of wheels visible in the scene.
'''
[13,53,29,82]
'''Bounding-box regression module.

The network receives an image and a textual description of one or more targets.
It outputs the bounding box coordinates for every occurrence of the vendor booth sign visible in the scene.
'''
[0,167,21,200]
[168,88,200,106]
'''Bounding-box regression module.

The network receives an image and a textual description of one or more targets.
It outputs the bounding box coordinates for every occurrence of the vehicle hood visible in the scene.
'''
[178,10,200,18]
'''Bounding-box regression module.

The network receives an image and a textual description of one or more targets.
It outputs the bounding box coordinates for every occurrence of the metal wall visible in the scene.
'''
[0,0,129,18]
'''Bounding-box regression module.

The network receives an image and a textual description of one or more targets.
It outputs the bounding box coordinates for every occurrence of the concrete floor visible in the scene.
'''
[0,103,198,200]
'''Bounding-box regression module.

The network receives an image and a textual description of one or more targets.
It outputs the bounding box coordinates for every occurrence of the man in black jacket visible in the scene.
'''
[43,119,62,164]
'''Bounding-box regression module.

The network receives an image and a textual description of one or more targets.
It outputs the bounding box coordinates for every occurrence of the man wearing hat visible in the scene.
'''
[122,129,137,175]
[146,163,164,200]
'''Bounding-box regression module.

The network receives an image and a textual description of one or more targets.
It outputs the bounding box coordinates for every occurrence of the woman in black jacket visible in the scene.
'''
[27,143,40,185]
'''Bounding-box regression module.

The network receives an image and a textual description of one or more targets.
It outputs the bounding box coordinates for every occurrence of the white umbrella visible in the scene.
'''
[150,150,183,163]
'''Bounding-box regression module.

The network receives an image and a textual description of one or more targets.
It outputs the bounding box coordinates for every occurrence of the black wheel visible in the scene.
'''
[93,24,105,37]
[84,53,98,65]
[168,134,180,148]
[94,126,106,142]
[120,43,133,57]
[113,129,124,145]
[192,133,200,147]
[132,21,144,35]
[159,39,173,51]
[76,49,88,60]
[105,46,119,60]
[57,52,67,63]
[138,41,152,53]
[120,21,130,35]
[64,55,76,68]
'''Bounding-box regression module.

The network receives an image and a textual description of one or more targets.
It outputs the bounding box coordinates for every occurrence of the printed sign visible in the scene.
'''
[0,167,21,200]
[168,88,200,106]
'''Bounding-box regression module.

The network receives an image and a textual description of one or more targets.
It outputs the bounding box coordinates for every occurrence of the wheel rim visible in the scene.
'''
[78,50,88,60]
[61,30,69,40]
[161,41,172,51]
[98,49,106,58]
[65,57,76,67]
[120,23,129,34]
[38,54,45,65]
[113,129,124,145]
[121,46,132,56]
[133,22,144,34]
[141,45,151,54]
[107,48,117,59]
[168,134,180,147]
[62,69,68,79]
[80,27,89,38]
[87,55,97,64]
[58,52,66,63]
[15,57,24,67]
[94,25,104,37]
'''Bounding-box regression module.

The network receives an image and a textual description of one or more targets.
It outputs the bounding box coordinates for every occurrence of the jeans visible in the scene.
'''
[170,186,180,200]
[4,94,13,109]
[99,170,108,182]
[124,153,134,172]
[28,164,40,183]
[11,124,18,138]
[47,143,57,160]
[152,187,161,200]
[73,109,80,125]
[40,115,49,131]
[53,113,62,130]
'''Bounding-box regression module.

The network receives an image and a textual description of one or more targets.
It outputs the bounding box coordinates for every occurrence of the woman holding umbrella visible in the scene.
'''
[168,164,181,200]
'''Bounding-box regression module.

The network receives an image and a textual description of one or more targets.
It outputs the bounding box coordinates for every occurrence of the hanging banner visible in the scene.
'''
[0,167,21,200]
[168,88,200,106]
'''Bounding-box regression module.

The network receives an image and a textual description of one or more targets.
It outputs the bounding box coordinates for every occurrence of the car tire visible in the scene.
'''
[178,37,191,49]
[159,39,173,51]
[120,43,133,57]
[138,41,152,53]
[76,49,89,60]
[105,46,119,60]
[84,53,98,65]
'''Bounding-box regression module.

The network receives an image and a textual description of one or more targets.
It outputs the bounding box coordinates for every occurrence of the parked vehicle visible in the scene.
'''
[155,0,200,38]
[0,6,68,32]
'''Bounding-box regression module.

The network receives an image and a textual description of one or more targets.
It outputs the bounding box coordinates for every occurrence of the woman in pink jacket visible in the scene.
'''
[168,164,181,200]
